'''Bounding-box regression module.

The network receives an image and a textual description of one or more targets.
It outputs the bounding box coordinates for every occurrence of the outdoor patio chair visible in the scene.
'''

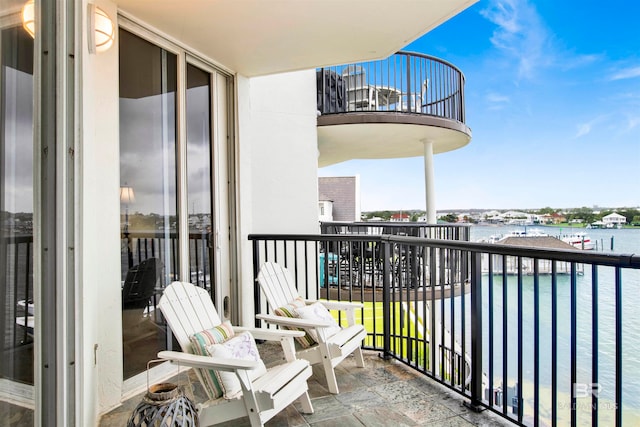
[256,261,367,394]
[157,281,313,427]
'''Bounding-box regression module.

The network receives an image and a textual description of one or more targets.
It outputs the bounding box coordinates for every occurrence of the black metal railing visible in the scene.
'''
[317,51,466,123]
[320,221,470,240]
[250,232,640,427]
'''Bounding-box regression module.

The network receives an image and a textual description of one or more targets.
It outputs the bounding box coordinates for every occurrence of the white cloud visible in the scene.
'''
[480,0,549,79]
[575,123,592,138]
[486,93,510,103]
[627,116,640,131]
[486,92,510,110]
[609,66,640,81]
[480,0,605,81]
[574,115,615,138]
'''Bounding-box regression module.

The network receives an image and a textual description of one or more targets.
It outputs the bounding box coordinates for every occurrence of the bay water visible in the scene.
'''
[466,225,640,426]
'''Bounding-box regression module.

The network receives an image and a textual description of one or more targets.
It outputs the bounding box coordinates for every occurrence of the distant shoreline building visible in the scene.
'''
[318,176,361,222]
[602,212,626,227]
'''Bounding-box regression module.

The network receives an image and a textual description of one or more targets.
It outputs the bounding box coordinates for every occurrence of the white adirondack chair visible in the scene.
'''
[157,281,313,427]
[256,261,367,394]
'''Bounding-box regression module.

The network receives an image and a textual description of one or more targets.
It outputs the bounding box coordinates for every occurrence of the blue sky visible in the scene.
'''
[319,0,640,212]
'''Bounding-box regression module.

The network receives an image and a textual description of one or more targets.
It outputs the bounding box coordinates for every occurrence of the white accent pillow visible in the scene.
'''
[295,302,342,342]
[206,331,267,399]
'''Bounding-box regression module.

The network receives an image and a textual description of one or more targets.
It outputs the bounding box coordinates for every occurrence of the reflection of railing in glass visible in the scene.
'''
[2,234,34,386]
[121,231,213,291]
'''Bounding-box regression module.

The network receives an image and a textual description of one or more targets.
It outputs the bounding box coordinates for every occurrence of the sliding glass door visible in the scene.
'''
[119,28,178,379]
[119,28,224,380]
[0,18,35,425]
[186,63,214,299]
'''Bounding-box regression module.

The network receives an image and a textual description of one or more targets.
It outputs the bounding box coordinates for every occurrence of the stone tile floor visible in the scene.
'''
[100,343,514,426]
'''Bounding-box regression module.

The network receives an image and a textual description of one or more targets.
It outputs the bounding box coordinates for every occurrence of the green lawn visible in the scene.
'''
[331,301,430,368]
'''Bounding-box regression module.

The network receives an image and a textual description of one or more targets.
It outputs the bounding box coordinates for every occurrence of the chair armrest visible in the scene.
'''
[236,323,302,363]
[306,300,363,327]
[311,300,364,311]
[256,313,333,329]
[157,350,259,372]
[232,326,304,341]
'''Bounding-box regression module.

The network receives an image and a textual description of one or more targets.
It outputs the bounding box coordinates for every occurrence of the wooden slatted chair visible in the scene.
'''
[256,261,367,394]
[157,281,313,427]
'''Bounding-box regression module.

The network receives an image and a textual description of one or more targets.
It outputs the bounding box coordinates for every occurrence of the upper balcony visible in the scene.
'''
[317,51,472,167]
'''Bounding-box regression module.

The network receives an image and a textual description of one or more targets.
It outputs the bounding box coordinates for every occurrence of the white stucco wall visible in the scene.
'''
[235,69,320,325]
[247,70,319,234]
[79,1,122,424]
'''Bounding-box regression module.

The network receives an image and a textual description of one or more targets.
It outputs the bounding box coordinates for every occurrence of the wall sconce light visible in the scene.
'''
[21,0,35,38]
[87,3,115,54]
[21,1,115,54]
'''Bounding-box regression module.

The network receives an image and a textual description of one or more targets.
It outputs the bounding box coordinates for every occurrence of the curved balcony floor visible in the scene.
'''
[317,112,472,167]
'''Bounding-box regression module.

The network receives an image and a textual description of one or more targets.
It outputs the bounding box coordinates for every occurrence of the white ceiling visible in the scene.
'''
[115,0,477,76]
[317,121,471,167]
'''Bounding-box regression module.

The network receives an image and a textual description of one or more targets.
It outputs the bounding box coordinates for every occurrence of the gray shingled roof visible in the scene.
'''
[500,236,576,250]
[318,176,357,221]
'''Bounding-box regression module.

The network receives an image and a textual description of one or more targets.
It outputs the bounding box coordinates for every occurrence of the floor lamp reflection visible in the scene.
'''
[120,185,135,269]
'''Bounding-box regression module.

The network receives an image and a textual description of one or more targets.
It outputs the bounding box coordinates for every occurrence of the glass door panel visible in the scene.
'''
[0,22,35,423]
[186,63,214,297]
[118,29,178,379]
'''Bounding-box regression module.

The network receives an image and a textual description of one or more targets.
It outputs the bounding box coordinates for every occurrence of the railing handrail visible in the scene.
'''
[397,50,466,82]
[122,230,209,238]
[249,233,640,268]
[320,221,470,229]
[382,234,640,268]
[0,234,33,244]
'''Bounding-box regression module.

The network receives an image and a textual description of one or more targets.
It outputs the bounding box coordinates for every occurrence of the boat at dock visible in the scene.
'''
[560,232,595,250]
[477,228,548,244]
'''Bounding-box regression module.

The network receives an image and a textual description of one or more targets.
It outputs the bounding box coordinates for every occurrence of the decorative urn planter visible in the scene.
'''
[127,382,199,427]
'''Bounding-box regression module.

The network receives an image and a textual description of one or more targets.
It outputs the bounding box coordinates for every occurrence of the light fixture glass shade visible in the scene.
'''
[22,0,35,39]
[21,1,114,54]
[92,5,115,53]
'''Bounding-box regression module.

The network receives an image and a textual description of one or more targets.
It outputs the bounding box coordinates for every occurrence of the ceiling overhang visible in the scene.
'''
[115,0,478,76]
[317,113,472,167]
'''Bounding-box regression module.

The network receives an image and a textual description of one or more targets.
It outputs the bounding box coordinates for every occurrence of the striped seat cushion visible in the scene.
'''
[274,297,316,348]
[189,321,235,399]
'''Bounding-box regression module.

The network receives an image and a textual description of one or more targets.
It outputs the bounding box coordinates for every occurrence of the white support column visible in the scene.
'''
[423,140,436,224]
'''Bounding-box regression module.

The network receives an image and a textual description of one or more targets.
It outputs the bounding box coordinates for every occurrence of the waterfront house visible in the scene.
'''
[390,213,411,222]
[603,212,627,227]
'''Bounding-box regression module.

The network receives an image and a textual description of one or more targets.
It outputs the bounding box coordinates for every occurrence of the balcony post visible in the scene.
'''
[252,239,261,328]
[423,140,436,224]
[465,251,485,412]
[381,237,391,359]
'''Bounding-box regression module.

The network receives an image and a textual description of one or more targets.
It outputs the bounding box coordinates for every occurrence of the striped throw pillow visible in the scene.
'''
[189,321,235,399]
[274,298,316,348]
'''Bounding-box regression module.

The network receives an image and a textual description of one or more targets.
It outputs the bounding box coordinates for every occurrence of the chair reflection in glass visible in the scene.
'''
[122,257,163,345]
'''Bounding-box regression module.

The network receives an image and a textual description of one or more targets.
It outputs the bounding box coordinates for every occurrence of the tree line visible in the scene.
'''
[361,207,640,225]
